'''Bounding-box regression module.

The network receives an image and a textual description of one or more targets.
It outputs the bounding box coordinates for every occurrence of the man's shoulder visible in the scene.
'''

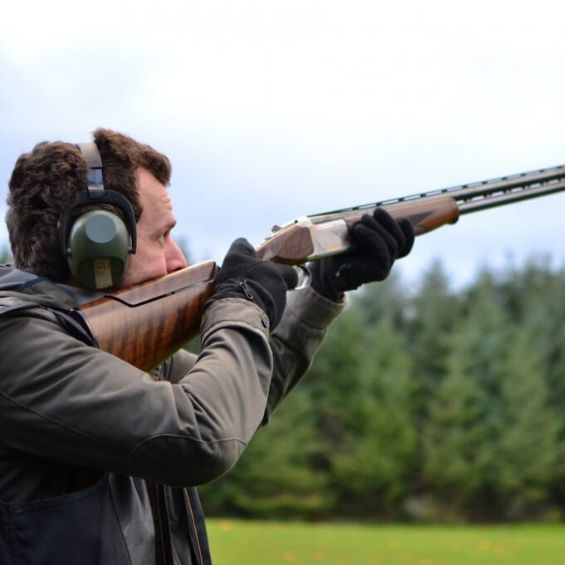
[0,266,96,345]
[0,265,98,310]
[0,264,37,290]
[0,294,39,317]
[0,265,46,315]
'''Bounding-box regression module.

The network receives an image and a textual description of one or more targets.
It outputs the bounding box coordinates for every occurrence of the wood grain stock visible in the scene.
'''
[256,196,460,266]
[385,196,460,235]
[255,224,314,264]
[77,260,218,371]
[341,196,460,236]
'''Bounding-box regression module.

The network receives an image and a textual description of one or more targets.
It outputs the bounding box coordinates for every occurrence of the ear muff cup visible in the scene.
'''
[66,210,131,290]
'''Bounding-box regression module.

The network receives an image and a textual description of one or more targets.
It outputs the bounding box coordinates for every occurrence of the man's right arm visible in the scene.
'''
[0,297,274,487]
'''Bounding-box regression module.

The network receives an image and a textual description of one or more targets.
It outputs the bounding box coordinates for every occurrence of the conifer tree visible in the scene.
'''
[406,261,460,419]
[491,325,559,519]
[422,330,491,518]
[330,311,417,517]
[424,272,510,518]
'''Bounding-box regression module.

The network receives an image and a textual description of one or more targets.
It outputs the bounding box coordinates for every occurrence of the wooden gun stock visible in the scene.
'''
[76,260,218,371]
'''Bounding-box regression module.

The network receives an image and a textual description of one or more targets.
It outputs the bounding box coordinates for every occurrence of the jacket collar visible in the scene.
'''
[0,265,103,309]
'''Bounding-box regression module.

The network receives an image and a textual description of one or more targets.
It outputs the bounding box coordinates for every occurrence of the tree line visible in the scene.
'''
[199,258,565,523]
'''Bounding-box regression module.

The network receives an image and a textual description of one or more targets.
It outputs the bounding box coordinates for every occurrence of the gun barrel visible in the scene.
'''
[458,178,565,214]
[306,164,565,224]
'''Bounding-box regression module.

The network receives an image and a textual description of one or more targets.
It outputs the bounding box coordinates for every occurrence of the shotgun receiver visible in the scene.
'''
[77,164,565,371]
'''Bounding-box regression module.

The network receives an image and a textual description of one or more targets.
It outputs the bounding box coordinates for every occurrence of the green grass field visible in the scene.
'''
[207,520,565,564]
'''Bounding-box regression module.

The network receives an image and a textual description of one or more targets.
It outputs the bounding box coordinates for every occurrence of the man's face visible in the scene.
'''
[119,168,188,288]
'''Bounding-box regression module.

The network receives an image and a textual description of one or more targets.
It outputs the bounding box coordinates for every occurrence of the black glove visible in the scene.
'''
[208,238,298,329]
[310,208,414,301]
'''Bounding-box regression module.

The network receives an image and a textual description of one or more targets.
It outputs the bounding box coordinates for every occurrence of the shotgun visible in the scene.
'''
[76,164,565,371]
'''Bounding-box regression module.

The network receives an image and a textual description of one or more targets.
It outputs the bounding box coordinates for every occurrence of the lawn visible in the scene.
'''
[207,520,565,564]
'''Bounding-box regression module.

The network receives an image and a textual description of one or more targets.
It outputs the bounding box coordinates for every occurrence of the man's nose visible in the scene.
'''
[166,240,188,273]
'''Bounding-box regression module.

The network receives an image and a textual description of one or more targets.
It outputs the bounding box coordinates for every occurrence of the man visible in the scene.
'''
[0,128,414,564]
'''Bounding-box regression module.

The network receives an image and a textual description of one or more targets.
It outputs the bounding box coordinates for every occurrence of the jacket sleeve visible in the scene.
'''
[166,287,345,423]
[166,287,344,421]
[263,286,344,422]
[0,297,273,487]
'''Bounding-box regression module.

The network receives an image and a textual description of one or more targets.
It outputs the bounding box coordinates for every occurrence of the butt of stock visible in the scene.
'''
[77,260,218,371]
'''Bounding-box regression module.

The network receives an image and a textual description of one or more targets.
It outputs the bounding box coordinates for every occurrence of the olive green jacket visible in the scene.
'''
[0,266,342,564]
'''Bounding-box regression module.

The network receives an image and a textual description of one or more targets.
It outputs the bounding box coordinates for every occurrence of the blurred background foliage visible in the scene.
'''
[0,245,12,264]
[199,257,565,523]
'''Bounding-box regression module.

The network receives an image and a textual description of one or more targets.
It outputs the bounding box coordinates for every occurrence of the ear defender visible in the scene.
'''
[59,142,137,290]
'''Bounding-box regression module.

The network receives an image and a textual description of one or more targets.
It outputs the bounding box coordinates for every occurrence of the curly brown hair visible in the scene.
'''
[6,128,172,282]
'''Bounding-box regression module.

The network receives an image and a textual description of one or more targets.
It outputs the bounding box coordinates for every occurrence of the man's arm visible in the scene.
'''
[258,209,415,421]
[263,286,343,421]
[0,297,274,487]
[166,286,342,423]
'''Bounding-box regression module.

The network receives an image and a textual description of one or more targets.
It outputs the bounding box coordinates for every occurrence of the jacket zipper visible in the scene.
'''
[154,482,176,565]
[183,488,206,565]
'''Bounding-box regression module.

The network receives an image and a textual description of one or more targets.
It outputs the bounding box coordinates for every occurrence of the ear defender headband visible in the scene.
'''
[59,142,137,290]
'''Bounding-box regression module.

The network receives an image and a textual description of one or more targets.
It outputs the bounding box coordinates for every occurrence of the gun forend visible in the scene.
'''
[256,196,460,264]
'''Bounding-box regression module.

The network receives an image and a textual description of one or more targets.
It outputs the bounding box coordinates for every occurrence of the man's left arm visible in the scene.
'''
[262,285,343,421]
[262,208,415,419]
[166,288,341,420]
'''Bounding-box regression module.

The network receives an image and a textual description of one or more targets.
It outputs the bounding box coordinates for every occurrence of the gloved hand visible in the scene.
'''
[208,238,298,329]
[310,208,414,302]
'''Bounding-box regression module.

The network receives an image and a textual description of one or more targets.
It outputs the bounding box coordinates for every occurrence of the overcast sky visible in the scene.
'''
[1,0,564,289]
